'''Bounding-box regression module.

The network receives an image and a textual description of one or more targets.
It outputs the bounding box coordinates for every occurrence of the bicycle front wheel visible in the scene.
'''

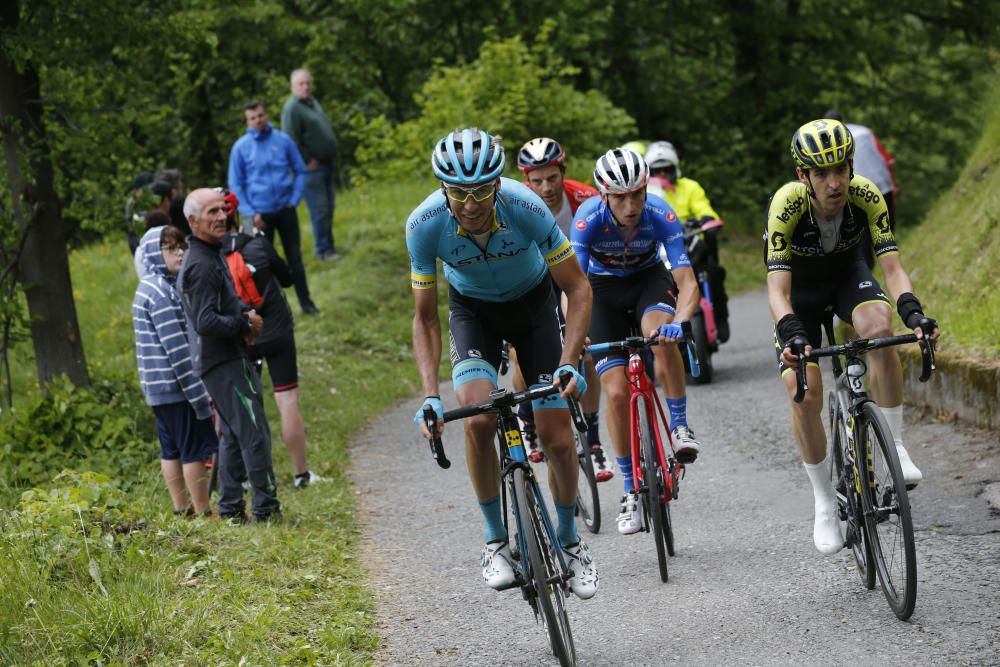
[639,403,669,582]
[857,402,917,620]
[575,430,601,534]
[829,394,874,590]
[514,467,576,666]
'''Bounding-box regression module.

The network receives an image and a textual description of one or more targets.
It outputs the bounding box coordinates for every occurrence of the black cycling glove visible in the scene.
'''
[896,293,929,330]
[776,314,808,349]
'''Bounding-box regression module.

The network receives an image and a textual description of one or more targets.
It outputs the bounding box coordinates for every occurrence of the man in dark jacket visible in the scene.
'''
[222,206,328,488]
[178,187,281,523]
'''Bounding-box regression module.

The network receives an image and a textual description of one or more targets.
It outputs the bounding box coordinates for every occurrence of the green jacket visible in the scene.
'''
[280,96,338,163]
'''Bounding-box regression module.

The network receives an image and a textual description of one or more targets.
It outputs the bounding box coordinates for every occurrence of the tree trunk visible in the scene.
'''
[0,0,90,388]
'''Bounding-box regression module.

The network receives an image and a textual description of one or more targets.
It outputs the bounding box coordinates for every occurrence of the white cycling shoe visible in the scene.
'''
[616,493,644,535]
[813,503,844,555]
[895,445,923,488]
[481,540,516,590]
[671,425,701,464]
[562,540,599,600]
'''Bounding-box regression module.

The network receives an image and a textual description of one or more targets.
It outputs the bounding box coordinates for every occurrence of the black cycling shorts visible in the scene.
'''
[249,331,299,392]
[775,257,891,375]
[589,264,677,376]
[448,276,563,396]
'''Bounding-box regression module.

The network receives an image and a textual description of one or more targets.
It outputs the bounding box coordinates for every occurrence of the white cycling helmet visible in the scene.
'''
[593,147,649,195]
[645,141,682,178]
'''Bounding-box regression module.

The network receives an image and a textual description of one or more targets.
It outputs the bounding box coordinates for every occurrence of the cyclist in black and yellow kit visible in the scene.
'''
[765,119,939,556]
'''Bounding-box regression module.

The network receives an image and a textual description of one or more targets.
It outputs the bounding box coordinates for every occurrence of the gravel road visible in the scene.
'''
[352,290,1000,666]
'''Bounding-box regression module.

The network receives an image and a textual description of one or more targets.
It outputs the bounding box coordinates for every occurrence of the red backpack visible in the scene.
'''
[226,251,264,307]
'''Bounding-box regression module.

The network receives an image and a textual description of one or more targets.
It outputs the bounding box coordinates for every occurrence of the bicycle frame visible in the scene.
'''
[626,351,678,503]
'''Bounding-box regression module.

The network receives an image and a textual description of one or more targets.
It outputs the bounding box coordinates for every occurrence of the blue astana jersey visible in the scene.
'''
[570,192,690,277]
[406,177,576,302]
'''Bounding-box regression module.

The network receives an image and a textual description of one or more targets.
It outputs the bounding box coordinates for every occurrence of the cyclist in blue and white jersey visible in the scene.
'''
[570,147,701,535]
[408,128,599,600]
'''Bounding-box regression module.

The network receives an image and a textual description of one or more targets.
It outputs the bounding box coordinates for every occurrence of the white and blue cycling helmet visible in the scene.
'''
[593,147,649,195]
[432,128,505,185]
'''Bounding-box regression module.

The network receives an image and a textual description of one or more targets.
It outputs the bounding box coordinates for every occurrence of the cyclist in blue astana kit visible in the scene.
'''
[570,147,701,536]
[766,118,939,555]
[407,128,599,600]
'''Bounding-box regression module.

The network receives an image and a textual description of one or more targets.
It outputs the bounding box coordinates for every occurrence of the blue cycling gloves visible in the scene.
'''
[658,322,684,341]
[555,364,587,396]
[414,395,444,429]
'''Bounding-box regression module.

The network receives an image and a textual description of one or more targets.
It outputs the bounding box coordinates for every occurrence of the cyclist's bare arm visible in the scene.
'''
[670,265,700,323]
[412,286,442,398]
[877,254,940,343]
[549,255,592,367]
[767,271,812,365]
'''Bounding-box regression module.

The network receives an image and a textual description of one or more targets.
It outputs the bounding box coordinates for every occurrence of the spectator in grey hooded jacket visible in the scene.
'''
[132,225,218,517]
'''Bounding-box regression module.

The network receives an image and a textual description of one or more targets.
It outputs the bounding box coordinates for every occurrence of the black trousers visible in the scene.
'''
[202,357,280,517]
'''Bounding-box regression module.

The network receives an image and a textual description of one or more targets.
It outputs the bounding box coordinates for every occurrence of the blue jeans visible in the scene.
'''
[303,162,336,257]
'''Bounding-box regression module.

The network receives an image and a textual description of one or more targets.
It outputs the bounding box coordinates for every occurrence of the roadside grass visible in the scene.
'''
[0,180,435,664]
[897,81,1000,360]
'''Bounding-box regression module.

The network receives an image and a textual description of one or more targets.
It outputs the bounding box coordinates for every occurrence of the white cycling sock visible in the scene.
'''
[804,449,843,554]
[803,450,835,511]
[882,404,904,449]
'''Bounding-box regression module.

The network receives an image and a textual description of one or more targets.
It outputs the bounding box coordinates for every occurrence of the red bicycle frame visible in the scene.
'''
[626,351,678,504]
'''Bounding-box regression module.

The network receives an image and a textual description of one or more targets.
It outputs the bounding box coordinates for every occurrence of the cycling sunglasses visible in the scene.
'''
[443,182,497,203]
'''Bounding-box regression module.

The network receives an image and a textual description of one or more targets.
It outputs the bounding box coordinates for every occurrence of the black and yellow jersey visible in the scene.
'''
[764,175,897,277]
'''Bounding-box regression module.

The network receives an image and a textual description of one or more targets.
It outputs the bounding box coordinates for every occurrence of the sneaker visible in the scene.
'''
[671,425,701,464]
[813,503,844,555]
[562,540,599,600]
[219,512,250,525]
[172,505,195,518]
[294,470,331,488]
[895,445,923,489]
[616,493,644,535]
[523,421,545,463]
[481,540,516,590]
[528,448,545,463]
[319,251,342,261]
[595,466,614,483]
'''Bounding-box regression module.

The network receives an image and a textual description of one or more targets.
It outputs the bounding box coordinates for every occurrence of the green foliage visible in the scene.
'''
[900,75,1000,358]
[353,32,636,184]
[0,374,155,488]
[10,470,144,576]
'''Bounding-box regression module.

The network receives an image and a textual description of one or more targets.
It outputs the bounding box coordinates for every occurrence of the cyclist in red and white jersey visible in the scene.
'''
[514,138,613,481]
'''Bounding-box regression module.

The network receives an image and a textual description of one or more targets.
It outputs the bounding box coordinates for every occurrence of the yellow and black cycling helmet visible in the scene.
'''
[790,119,855,170]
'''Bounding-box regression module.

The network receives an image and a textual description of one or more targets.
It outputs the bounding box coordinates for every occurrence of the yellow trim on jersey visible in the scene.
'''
[411,272,437,289]
[543,237,574,266]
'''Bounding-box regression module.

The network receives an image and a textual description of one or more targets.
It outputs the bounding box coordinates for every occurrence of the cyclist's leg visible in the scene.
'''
[777,302,842,554]
[447,288,507,542]
[838,265,920,484]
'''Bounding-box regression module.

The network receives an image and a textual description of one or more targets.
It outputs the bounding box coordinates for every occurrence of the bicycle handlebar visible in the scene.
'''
[585,323,702,378]
[423,372,586,469]
[791,325,937,402]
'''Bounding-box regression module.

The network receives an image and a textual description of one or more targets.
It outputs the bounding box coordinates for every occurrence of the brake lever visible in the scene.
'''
[680,320,700,379]
[558,371,589,433]
[423,406,450,469]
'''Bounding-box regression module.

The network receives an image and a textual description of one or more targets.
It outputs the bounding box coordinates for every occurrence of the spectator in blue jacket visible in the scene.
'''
[132,225,218,517]
[227,101,319,315]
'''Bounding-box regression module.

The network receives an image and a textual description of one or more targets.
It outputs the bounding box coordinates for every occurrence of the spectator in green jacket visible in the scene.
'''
[281,68,340,261]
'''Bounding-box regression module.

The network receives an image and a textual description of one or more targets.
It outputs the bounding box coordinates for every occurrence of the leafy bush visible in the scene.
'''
[0,374,156,489]
[353,31,636,185]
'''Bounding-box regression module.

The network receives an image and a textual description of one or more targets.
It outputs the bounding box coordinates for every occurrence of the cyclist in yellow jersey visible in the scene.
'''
[646,140,730,342]
[765,119,939,555]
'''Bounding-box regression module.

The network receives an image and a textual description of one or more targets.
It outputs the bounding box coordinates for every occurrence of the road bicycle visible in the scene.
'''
[586,325,700,582]
[680,217,725,384]
[423,375,588,666]
[792,314,935,620]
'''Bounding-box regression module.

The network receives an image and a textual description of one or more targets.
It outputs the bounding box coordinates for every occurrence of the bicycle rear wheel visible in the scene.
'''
[857,402,917,620]
[514,467,576,666]
[639,403,669,582]
[829,394,874,590]
[574,430,601,533]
